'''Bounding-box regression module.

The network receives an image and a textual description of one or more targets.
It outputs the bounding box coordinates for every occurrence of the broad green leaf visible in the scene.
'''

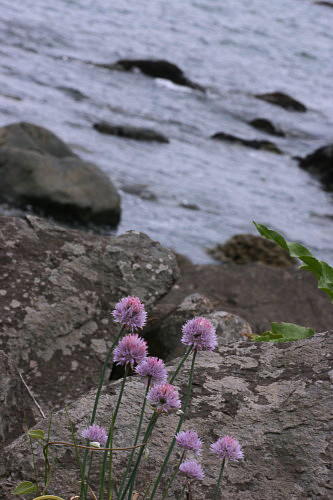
[12,481,38,495]
[28,429,45,440]
[251,322,314,343]
[253,222,333,302]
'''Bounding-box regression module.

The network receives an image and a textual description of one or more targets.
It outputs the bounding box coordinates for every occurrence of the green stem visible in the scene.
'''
[148,349,197,500]
[212,457,226,500]
[118,380,151,497]
[65,407,84,491]
[28,436,40,494]
[169,346,193,384]
[98,365,128,500]
[119,412,159,500]
[80,325,125,500]
[178,481,187,500]
[161,450,186,499]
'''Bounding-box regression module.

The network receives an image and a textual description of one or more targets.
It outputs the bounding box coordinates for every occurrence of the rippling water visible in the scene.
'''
[1,0,333,263]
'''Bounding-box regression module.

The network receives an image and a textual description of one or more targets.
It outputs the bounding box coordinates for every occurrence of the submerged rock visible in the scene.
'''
[254,92,307,112]
[0,122,121,227]
[93,121,169,143]
[298,143,333,190]
[249,118,285,137]
[0,215,179,411]
[208,234,296,267]
[315,1,333,7]
[112,58,206,92]
[1,331,331,499]
[211,131,282,154]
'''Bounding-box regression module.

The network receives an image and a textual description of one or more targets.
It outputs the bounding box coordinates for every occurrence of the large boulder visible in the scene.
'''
[298,144,333,191]
[0,122,121,227]
[0,351,35,447]
[93,122,169,143]
[208,234,296,267]
[211,131,282,154]
[254,92,307,112]
[0,331,331,499]
[99,59,205,92]
[0,215,179,410]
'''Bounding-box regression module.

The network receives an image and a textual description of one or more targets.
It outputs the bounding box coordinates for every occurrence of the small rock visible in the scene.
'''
[249,118,285,137]
[254,92,307,112]
[93,122,169,143]
[211,131,282,154]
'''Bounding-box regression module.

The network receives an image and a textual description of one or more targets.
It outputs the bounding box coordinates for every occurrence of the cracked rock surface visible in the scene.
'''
[1,332,331,499]
[0,215,179,411]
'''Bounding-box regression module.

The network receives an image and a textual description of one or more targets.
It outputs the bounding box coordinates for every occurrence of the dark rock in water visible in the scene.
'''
[121,183,157,201]
[208,234,296,267]
[211,131,282,154]
[254,92,307,112]
[0,215,179,410]
[56,86,87,101]
[1,331,331,499]
[0,351,36,446]
[113,58,206,92]
[315,1,333,7]
[0,122,121,227]
[93,121,169,143]
[298,144,333,190]
[179,201,200,210]
[249,118,285,137]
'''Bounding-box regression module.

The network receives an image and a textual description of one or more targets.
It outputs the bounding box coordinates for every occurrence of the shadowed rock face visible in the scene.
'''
[211,131,282,154]
[254,92,307,112]
[114,58,206,92]
[249,118,285,137]
[298,144,333,191]
[93,122,169,143]
[0,122,121,228]
[0,215,179,411]
[0,332,331,499]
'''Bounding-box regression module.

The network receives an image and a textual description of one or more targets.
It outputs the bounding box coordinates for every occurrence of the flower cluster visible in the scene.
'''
[135,356,168,386]
[175,429,202,456]
[112,296,147,331]
[181,317,218,351]
[179,460,204,481]
[147,383,181,413]
[113,334,148,367]
[81,424,108,447]
[210,435,244,461]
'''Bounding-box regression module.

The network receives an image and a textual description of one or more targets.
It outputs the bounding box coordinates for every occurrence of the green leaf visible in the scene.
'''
[12,481,38,495]
[28,429,45,440]
[253,221,333,302]
[251,322,315,343]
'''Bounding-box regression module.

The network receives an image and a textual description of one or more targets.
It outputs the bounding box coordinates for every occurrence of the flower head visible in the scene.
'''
[81,424,108,446]
[112,296,147,331]
[175,429,202,456]
[179,460,204,481]
[113,334,148,367]
[181,317,217,351]
[147,383,181,413]
[210,435,244,461]
[135,356,168,386]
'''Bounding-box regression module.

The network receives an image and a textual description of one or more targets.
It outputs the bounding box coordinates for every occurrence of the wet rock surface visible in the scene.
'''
[208,234,296,267]
[254,92,307,112]
[93,122,169,143]
[0,122,121,227]
[0,351,35,447]
[211,131,282,154]
[0,215,179,411]
[248,118,285,137]
[1,331,331,499]
[298,143,333,191]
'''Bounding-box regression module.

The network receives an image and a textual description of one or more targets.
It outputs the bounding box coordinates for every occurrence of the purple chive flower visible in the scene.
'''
[147,383,181,413]
[112,296,147,331]
[135,356,168,386]
[175,429,202,456]
[181,317,218,351]
[113,334,148,367]
[179,460,204,481]
[210,435,244,461]
[81,424,108,446]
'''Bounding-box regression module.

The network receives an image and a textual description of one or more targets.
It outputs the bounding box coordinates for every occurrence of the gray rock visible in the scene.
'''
[0,351,35,447]
[0,215,179,411]
[0,122,121,227]
[298,143,333,191]
[1,332,331,499]
[254,92,307,112]
[211,131,282,154]
[208,234,296,267]
[145,293,251,361]
[94,122,169,143]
